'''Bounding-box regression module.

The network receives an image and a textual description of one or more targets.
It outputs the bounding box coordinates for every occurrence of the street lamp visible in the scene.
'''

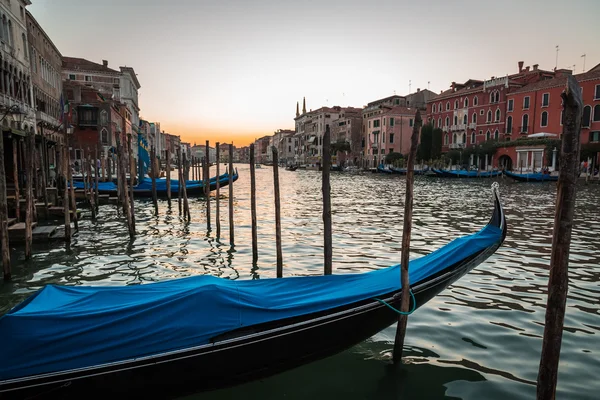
[0,105,24,126]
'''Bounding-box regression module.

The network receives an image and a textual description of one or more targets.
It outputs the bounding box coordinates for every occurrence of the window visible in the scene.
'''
[439,102,442,111]
[541,111,548,127]
[445,116,449,126]
[20,6,24,19]
[431,118,435,128]
[368,121,371,128]
[390,117,394,126]
[594,105,600,122]
[383,118,386,126]
[582,106,591,127]
[454,100,458,109]
[438,118,441,128]
[542,93,549,107]
[21,33,27,59]
[524,96,530,109]
[453,133,457,143]
[446,102,450,111]
[462,133,466,143]
[390,133,394,143]
[444,134,448,145]
[486,131,491,141]
[100,110,108,125]
[432,104,436,113]
[494,130,499,140]
[69,74,76,80]
[454,115,457,125]
[479,130,482,136]
[595,84,600,100]
[487,110,492,122]
[471,132,476,143]
[590,131,600,142]
[373,119,380,128]
[381,149,385,155]
[473,96,478,106]
[101,128,108,144]
[463,114,467,125]
[495,92,500,103]
[490,92,494,103]
[464,98,469,107]
[507,116,513,133]
[85,75,92,82]
[472,112,477,123]
[495,109,501,122]
[480,109,484,115]
[409,118,413,127]
[394,99,400,105]
[522,114,529,132]
[508,99,514,112]
[382,132,385,143]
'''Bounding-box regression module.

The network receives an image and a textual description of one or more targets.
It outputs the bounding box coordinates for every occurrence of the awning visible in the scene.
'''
[2,128,27,137]
[307,136,316,144]
[372,130,380,135]
[527,132,557,138]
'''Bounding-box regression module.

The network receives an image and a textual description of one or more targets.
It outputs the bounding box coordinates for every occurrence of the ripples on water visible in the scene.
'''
[1,165,599,399]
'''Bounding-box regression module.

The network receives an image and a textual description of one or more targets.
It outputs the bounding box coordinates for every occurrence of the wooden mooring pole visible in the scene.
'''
[94,146,99,210]
[228,143,234,244]
[25,131,35,258]
[62,145,72,244]
[166,147,172,208]
[128,135,136,230]
[151,146,158,214]
[393,109,422,364]
[177,146,183,215]
[250,144,257,262]
[67,143,78,231]
[215,143,221,237]
[12,138,20,222]
[536,75,582,400]
[322,125,332,275]
[118,137,134,238]
[205,140,211,229]
[0,124,12,280]
[88,152,97,220]
[182,152,190,220]
[272,146,283,277]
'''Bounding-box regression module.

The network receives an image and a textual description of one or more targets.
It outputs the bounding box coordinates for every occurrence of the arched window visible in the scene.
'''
[472,112,477,124]
[445,116,449,127]
[439,102,443,112]
[495,92,500,103]
[593,104,600,122]
[522,114,529,132]
[463,114,467,125]
[438,118,441,128]
[101,128,109,144]
[507,116,513,133]
[487,110,492,122]
[432,104,436,113]
[431,118,435,128]
[582,105,591,127]
[100,110,108,125]
[464,98,469,107]
[444,134,448,145]
[486,130,491,141]
[494,129,499,140]
[453,133,457,143]
[541,111,548,127]
[21,33,27,60]
[462,133,466,143]
[490,91,495,103]
[446,102,450,111]
[473,96,478,106]
[1,15,7,43]
[7,20,13,46]
[471,132,476,143]
[454,100,459,109]
[454,115,458,125]
[495,109,501,122]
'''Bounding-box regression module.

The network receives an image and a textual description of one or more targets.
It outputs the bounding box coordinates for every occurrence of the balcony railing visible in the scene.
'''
[451,124,468,131]
[519,125,529,133]
[468,123,477,129]
[442,126,449,132]
[449,143,466,149]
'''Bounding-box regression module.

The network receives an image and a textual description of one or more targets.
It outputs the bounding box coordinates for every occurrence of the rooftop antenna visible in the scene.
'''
[428,81,430,90]
[555,45,559,71]
[572,64,576,72]
[581,54,586,72]
[409,80,411,93]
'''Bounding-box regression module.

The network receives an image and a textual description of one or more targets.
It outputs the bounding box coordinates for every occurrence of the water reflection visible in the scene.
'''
[1,166,599,399]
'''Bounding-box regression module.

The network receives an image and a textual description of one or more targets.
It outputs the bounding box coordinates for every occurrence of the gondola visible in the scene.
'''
[285,165,298,171]
[72,171,239,198]
[376,165,393,174]
[390,166,430,175]
[504,170,558,182]
[432,169,502,178]
[0,185,506,400]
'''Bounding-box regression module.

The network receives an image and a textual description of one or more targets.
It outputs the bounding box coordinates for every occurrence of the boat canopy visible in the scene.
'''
[0,223,503,381]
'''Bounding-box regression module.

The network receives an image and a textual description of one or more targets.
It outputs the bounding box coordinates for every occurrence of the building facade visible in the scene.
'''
[272,129,294,165]
[330,107,362,166]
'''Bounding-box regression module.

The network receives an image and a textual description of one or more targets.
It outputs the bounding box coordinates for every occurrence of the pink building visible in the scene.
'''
[365,106,420,167]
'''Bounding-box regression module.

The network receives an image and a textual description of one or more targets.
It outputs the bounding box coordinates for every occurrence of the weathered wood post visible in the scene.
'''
[322,125,332,275]
[118,136,134,238]
[166,146,172,207]
[128,135,136,229]
[151,146,158,214]
[25,130,35,258]
[250,144,257,262]
[215,143,221,236]
[12,138,20,222]
[62,146,72,244]
[177,146,183,215]
[94,146,99,209]
[393,109,422,364]
[182,152,190,220]
[272,146,283,277]
[87,152,97,220]
[107,152,112,183]
[39,140,48,209]
[536,75,582,400]
[205,140,211,229]
[66,143,78,231]
[0,125,12,280]
[228,143,234,244]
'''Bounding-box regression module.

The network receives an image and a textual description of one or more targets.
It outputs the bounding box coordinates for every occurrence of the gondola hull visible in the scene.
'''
[432,169,501,178]
[504,170,558,182]
[0,188,506,400]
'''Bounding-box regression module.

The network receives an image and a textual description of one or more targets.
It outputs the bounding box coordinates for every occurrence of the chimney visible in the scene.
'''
[102,60,108,67]
[417,88,420,92]
[533,64,539,71]
[451,81,456,90]
[518,61,524,72]
[525,66,530,72]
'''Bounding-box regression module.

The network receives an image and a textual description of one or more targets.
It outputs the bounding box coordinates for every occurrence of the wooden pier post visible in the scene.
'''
[166,147,172,207]
[118,137,134,238]
[25,131,35,258]
[228,143,234,244]
[322,126,332,275]
[536,75,582,400]
[128,135,136,230]
[88,152,97,220]
[182,152,190,220]
[215,143,221,236]
[272,146,283,277]
[177,146,182,215]
[12,138,20,222]
[40,139,48,209]
[62,146,72,244]
[94,147,99,209]
[205,141,211,229]
[151,146,158,214]
[393,110,422,364]
[66,144,78,231]
[250,144,257,262]
[0,124,12,280]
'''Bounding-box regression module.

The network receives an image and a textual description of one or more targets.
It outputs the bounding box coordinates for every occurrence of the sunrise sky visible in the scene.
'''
[29,0,598,146]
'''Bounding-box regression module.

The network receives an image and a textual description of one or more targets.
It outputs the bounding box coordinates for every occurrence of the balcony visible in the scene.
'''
[519,125,529,133]
[449,143,466,149]
[371,143,378,149]
[442,126,449,132]
[451,124,467,131]
[469,123,477,129]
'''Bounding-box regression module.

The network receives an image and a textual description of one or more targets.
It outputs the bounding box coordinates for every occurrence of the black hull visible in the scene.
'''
[0,189,506,399]
[97,175,238,198]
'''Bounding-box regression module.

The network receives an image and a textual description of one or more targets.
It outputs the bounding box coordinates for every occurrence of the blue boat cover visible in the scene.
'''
[435,169,501,178]
[72,173,235,193]
[0,224,502,381]
[504,171,558,181]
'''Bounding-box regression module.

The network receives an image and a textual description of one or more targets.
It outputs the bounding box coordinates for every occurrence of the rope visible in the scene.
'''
[374,289,417,315]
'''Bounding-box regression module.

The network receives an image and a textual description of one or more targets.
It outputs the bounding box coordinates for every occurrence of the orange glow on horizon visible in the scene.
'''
[158,124,277,147]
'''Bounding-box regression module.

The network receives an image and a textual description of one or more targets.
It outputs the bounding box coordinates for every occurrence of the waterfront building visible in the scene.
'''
[253,135,271,164]
[330,107,362,166]
[405,88,437,110]
[272,129,294,165]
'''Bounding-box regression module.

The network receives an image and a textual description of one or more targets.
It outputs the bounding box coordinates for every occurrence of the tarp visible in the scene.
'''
[71,173,233,193]
[0,224,502,381]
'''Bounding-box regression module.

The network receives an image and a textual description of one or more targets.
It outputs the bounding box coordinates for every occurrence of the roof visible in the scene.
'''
[428,84,485,102]
[26,10,62,58]
[366,95,405,107]
[508,68,600,95]
[367,106,419,117]
[120,66,141,89]
[62,57,120,74]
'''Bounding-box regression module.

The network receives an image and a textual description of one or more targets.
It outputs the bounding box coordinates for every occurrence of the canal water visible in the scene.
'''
[1,165,599,399]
